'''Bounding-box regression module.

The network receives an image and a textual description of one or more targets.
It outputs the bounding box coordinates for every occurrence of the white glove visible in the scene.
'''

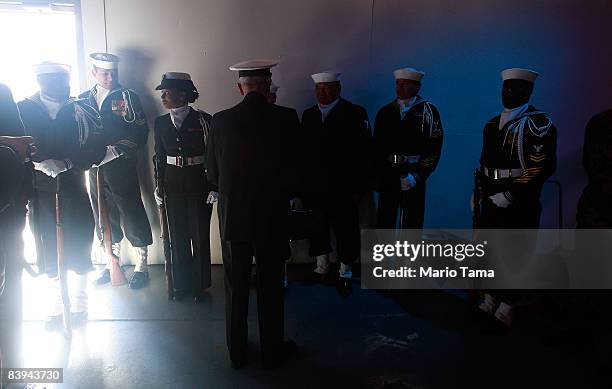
[95,145,122,167]
[33,159,68,178]
[489,192,512,208]
[206,191,218,204]
[400,174,417,191]
[154,188,163,206]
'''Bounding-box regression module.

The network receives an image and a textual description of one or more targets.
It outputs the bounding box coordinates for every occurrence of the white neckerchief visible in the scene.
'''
[170,104,190,129]
[318,98,340,122]
[39,93,64,120]
[499,103,529,129]
[397,96,417,120]
[95,84,111,110]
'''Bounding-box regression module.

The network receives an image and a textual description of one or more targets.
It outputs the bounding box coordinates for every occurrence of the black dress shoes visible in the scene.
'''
[128,271,149,289]
[306,271,328,285]
[94,269,110,285]
[172,290,187,301]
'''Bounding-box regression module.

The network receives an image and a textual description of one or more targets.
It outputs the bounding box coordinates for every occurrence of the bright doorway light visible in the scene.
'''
[0,6,81,101]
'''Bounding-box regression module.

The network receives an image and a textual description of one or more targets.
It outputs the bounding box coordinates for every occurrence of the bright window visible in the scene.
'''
[0,2,80,101]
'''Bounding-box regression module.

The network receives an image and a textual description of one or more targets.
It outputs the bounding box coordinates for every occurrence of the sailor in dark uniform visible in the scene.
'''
[81,53,153,289]
[0,84,28,303]
[577,108,612,228]
[0,135,31,378]
[153,72,215,301]
[478,68,557,229]
[300,71,371,297]
[476,68,557,328]
[0,135,31,298]
[207,59,300,369]
[374,67,443,229]
[0,85,31,374]
[18,62,104,327]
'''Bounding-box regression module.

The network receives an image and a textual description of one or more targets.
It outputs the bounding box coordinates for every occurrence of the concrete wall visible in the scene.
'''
[79,0,612,264]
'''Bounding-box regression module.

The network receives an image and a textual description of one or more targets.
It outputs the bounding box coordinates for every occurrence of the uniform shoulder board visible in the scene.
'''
[525,111,553,137]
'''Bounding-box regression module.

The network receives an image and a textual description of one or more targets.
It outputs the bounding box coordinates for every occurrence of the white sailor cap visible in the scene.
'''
[311,71,341,83]
[229,59,278,77]
[89,52,120,70]
[270,82,279,94]
[33,61,71,76]
[501,68,539,82]
[393,67,425,82]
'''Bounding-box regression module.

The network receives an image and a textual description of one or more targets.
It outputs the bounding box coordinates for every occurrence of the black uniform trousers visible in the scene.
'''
[166,194,213,294]
[30,174,95,277]
[0,203,26,371]
[377,184,426,229]
[88,157,152,247]
[221,240,287,364]
[0,203,26,301]
[307,195,360,264]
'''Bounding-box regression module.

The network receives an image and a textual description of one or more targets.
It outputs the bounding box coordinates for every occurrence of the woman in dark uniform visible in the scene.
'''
[153,72,215,301]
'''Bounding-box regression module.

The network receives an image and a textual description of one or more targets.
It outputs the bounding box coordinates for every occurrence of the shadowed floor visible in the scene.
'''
[0,265,610,389]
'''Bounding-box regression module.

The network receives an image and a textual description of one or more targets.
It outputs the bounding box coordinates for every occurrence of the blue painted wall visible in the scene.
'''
[358,0,612,228]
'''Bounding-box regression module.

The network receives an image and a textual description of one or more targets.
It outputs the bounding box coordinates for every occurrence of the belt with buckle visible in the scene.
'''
[386,154,421,165]
[166,155,205,167]
[481,166,524,179]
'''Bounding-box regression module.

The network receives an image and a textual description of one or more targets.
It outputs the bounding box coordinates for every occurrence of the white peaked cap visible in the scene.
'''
[393,67,425,81]
[311,71,341,83]
[89,52,120,70]
[229,59,278,78]
[33,61,71,76]
[501,68,539,82]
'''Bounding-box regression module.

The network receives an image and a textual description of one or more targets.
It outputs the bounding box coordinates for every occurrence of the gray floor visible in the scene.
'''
[2,265,611,389]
